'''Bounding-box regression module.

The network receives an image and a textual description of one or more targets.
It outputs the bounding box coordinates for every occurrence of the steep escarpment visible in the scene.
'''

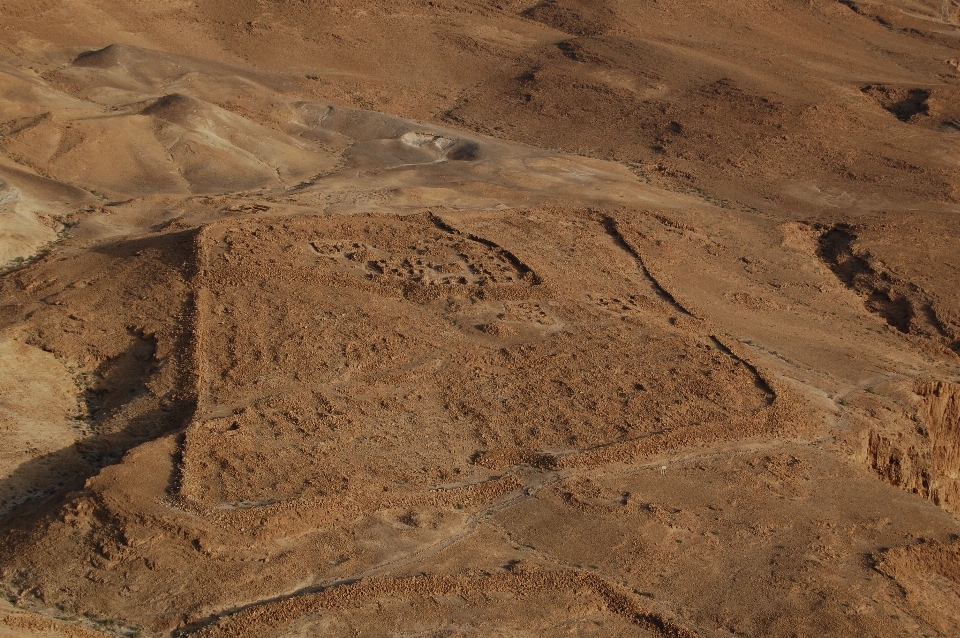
[864,380,960,516]
[918,380,960,510]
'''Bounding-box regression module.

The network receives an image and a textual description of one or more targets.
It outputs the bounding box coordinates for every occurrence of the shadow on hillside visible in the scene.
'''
[0,229,200,531]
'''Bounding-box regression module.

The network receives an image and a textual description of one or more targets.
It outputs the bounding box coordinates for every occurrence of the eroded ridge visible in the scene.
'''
[598,211,779,408]
[187,571,694,638]
[817,224,960,353]
[598,214,694,318]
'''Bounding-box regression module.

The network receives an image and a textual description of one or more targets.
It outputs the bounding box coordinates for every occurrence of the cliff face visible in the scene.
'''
[866,381,960,515]
[919,381,960,510]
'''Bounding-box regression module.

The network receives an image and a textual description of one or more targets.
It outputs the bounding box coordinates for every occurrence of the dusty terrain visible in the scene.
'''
[1,0,960,636]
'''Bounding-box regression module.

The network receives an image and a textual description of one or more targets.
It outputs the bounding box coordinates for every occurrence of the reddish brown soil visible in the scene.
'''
[1,1,959,636]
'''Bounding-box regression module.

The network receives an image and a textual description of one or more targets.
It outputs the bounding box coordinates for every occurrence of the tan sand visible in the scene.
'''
[0,1,958,636]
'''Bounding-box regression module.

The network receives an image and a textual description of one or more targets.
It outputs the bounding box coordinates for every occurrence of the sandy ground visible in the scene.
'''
[0,1,959,636]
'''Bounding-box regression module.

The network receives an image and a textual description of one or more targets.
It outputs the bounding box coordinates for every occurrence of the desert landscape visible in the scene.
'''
[0,0,959,636]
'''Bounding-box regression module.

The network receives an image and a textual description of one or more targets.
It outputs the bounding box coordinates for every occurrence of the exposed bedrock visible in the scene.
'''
[865,380,960,515]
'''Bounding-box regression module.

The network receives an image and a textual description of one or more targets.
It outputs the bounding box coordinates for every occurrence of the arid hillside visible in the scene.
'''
[0,1,959,637]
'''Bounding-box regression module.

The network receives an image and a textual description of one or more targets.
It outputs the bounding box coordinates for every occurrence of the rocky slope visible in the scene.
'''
[0,1,959,637]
